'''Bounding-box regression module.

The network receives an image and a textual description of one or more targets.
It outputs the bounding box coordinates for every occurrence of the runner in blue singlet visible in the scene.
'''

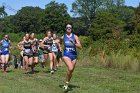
[61,24,82,90]
[63,33,77,61]
[0,34,11,73]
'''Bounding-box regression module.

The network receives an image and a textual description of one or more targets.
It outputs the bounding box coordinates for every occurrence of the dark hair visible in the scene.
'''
[2,34,8,37]
[46,31,51,34]
[45,31,52,36]
[52,32,57,35]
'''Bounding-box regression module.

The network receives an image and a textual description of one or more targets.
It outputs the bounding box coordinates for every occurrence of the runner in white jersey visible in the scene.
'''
[52,33,61,71]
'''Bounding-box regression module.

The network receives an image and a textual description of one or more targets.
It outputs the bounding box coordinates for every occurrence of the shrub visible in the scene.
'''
[79,36,93,47]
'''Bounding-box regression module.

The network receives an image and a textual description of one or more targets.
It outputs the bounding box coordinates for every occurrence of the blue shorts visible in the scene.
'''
[1,51,10,55]
[64,53,77,61]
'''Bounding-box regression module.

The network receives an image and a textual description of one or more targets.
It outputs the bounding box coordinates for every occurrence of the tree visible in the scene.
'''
[2,16,16,33]
[135,3,140,34]
[104,0,125,9]
[13,6,44,33]
[0,6,7,32]
[89,11,126,40]
[43,1,71,34]
[71,0,103,27]
[99,0,135,35]
[0,6,7,18]
[71,17,87,35]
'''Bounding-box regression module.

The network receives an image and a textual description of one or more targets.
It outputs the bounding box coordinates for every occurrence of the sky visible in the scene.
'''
[0,0,140,16]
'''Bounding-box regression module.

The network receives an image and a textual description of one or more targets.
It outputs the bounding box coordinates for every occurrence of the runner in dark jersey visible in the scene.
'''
[30,33,39,72]
[19,34,34,73]
[41,31,54,74]
[61,24,82,90]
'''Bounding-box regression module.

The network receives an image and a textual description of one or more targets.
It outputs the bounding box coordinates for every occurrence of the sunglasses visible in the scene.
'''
[66,27,72,30]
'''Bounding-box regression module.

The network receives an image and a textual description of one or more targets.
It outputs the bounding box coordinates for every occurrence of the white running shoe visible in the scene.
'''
[63,82,69,90]
[63,85,68,90]
[50,70,54,74]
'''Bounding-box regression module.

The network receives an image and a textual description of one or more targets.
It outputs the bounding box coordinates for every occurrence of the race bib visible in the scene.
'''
[66,47,75,52]
[4,48,9,52]
[52,44,58,52]
[48,46,52,51]
[25,49,31,53]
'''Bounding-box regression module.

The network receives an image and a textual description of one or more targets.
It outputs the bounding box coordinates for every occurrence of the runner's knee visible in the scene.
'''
[68,66,74,72]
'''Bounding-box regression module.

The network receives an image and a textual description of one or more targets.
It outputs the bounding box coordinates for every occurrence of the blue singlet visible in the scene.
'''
[63,33,77,61]
[1,39,10,55]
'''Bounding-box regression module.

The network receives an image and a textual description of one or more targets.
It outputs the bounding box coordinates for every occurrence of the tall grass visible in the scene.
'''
[77,46,140,72]
[103,51,140,71]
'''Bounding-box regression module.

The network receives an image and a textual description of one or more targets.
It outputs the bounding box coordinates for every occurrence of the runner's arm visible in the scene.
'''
[41,37,48,48]
[17,41,25,50]
[58,39,62,51]
[74,35,82,49]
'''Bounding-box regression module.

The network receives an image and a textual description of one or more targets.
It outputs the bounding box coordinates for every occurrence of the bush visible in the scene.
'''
[79,36,93,47]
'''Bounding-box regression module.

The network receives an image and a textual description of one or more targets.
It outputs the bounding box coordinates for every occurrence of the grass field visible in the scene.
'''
[0,64,140,93]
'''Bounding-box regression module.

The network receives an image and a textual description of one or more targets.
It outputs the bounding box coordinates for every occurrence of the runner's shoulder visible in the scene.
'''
[74,34,78,39]
[60,35,64,40]
[44,37,48,40]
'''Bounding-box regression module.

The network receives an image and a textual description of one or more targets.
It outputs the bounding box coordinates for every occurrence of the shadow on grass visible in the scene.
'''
[43,70,50,74]
[59,84,80,93]
[6,70,13,73]
[25,70,39,74]
[43,69,53,74]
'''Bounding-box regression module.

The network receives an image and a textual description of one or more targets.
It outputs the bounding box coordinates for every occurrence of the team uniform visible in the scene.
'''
[32,40,39,57]
[43,38,53,53]
[52,40,59,56]
[1,39,10,55]
[58,49,62,59]
[23,41,33,58]
[63,33,77,61]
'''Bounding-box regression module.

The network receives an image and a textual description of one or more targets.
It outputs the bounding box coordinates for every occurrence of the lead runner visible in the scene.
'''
[61,24,82,89]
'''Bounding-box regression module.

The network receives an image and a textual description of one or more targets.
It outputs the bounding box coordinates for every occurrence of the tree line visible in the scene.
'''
[0,0,140,42]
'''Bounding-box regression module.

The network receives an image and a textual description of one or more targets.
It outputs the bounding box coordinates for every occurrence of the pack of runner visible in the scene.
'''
[0,24,82,90]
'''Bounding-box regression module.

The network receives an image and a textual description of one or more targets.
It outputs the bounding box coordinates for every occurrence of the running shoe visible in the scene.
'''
[50,70,54,74]
[63,82,69,90]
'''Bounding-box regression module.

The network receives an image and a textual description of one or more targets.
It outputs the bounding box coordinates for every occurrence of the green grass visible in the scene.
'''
[1,41,140,93]
[0,65,140,93]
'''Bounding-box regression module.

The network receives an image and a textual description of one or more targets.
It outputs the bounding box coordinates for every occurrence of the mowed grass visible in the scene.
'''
[0,65,140,93]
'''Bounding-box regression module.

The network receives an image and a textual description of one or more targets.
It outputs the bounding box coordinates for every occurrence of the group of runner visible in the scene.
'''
[17,32,63,74]
[0,24,82,90]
